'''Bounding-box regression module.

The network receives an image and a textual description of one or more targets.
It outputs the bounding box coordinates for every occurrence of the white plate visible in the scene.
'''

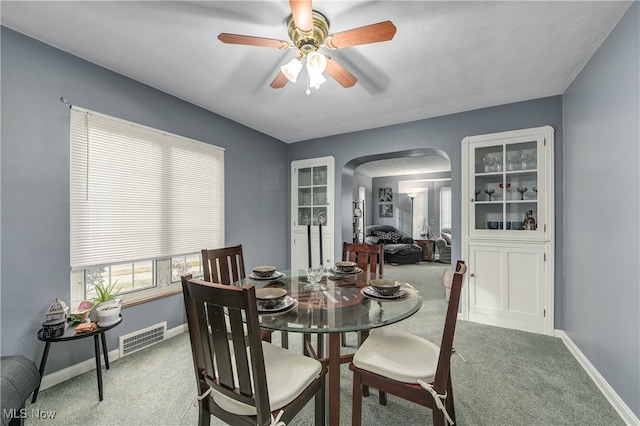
[258,296,297,314]
[249,271,286,281]
[329,267,363,275]
[361,286,406,300]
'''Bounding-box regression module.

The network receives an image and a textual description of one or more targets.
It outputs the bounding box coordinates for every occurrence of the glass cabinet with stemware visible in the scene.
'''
[291,156,335,272]
[296,163,329,227]
[461,126,555,336]
[465,127,552,238]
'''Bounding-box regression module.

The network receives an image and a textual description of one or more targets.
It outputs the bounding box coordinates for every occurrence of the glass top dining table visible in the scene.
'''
[236,268,423,426]
[239,269,423,334]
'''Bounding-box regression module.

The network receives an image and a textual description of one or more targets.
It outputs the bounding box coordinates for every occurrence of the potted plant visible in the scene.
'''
[95,303,121,327]
[89,281,121,322]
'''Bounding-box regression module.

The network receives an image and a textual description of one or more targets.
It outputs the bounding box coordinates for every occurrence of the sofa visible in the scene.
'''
[1,356,41,426]
[435,228,452,264]
[365,225,422,265]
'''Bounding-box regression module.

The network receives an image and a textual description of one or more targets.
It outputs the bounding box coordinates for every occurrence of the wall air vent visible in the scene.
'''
[119,322,167,357]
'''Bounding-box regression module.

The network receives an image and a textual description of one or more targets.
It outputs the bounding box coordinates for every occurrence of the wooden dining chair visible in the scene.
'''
[350,260,467,426]
[181,275,326,426]
[342,241,384,275]
[201,244,246,285]
[201,245,281,345]
[340,242,385,347]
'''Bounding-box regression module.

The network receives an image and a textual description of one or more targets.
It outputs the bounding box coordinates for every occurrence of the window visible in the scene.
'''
[440,187,452,230]
[412,189,429,239]
[70,107,224,304]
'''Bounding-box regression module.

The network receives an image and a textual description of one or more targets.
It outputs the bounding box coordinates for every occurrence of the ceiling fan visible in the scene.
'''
[218,0,396,93]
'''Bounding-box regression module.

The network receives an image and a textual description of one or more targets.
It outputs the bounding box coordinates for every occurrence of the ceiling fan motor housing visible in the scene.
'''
[287,10,330,56]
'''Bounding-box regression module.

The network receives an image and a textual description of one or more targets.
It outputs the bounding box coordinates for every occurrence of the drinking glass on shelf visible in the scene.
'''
[517,187,528,200]
[482,155,493,173]
[475,189,481,201]
[494,155,503,172]
[485,189,495,201]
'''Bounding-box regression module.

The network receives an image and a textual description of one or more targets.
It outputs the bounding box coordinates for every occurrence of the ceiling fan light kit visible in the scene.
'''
[218,0,396,94]
[281,56,303,83]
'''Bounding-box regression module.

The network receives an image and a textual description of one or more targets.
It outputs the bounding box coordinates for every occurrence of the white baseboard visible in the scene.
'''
[39,323,188,391]
[555,329,640,425]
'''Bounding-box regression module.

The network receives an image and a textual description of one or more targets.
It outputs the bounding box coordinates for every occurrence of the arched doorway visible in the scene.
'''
[342,148,451,255]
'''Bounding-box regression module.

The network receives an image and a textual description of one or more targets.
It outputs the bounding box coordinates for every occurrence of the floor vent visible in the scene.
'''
[119,322,167,357]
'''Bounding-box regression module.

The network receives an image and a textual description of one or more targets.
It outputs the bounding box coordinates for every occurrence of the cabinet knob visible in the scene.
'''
[470,273,475,277]
[471,198,475,202]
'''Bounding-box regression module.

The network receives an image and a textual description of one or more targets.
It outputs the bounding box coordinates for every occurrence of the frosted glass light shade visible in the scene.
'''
[281,58,303,82]
[306,52,327,89]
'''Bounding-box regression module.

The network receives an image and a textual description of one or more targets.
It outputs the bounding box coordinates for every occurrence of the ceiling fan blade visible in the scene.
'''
[289,0,313,33]
[325,57,357,88]
[270,72,289,89]
[218,33,289,49]
[325,21,397,49]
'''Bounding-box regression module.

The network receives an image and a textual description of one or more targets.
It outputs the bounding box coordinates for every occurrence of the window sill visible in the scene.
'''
[120,287,182,309]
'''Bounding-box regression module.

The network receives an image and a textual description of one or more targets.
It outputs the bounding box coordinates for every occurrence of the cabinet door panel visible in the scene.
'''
[469,243,545,334]
[507,250,542,315]
[470,248,504,311]
[292,232,333,271]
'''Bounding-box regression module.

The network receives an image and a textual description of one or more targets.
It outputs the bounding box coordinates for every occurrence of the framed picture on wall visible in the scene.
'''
[378,187,393,202]
[379,203,393,218]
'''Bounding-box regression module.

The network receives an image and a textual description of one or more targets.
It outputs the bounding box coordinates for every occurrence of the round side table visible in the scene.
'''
[32,316,122,402]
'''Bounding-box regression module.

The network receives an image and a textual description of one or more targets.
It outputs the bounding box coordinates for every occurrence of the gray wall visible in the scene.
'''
[0,28,289,372]
[371,172,451,236]
[563,2,639,417]
[288,96,564,323]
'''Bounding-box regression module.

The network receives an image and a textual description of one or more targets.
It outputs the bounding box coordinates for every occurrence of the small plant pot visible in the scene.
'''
[96,303,121,327]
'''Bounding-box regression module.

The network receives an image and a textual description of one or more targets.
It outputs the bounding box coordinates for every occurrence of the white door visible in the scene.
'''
[468,242,547,334]
[291,157,334,272]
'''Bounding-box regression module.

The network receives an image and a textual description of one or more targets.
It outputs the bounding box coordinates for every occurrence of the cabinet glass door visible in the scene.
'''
[297,165,328,226]
[472,139,540,233]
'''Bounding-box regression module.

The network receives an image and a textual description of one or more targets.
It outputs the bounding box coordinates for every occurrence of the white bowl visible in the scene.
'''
[253,266,276,278]
[335,261,357,273]
[255,288,287,309]
[370,279,401,296]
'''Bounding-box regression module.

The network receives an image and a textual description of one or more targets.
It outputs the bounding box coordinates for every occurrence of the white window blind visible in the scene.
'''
[440,187,452,230]
[70,107,224,269]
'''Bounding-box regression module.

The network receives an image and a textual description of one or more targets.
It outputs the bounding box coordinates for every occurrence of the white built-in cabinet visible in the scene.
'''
[461,126,554,335]
[291,156,334,272]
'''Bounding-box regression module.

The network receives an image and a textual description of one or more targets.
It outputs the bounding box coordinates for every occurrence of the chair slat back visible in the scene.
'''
[342,242,384,275]
[434,260,466,393]
[181,275,271,424]
[202,245,246,285]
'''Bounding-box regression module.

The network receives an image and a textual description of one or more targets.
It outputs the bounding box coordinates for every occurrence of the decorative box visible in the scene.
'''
[42,318,67,339]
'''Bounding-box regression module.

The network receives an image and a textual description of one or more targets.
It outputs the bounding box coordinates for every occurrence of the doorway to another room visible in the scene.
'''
[346,150,452,266]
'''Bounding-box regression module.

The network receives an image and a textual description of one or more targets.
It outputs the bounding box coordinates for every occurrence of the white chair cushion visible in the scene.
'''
[212,341,322,415]
[353,328,440,384]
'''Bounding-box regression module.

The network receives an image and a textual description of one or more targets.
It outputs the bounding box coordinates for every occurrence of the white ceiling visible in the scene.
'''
[1,1,631,152]
[355,154,451,177]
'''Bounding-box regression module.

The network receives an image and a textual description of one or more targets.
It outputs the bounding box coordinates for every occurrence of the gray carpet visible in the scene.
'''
[25,262,624,425]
